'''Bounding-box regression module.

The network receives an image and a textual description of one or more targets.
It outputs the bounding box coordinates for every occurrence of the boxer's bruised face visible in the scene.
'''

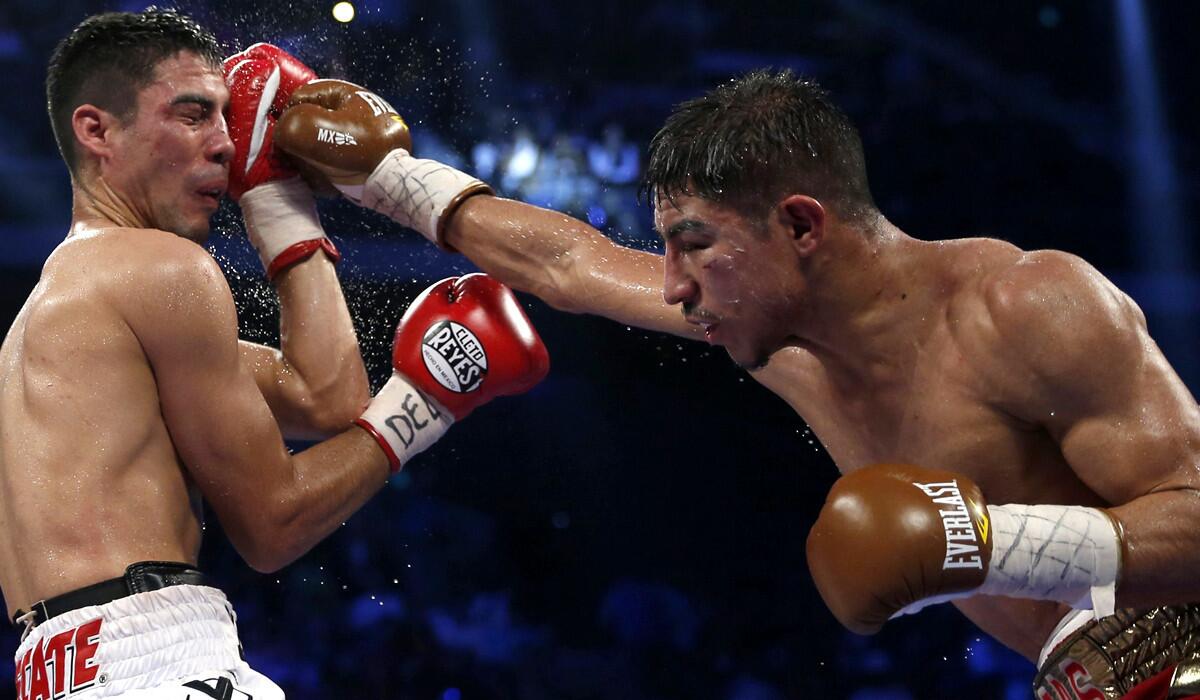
[658,193,803,369]
[102,51,233,242]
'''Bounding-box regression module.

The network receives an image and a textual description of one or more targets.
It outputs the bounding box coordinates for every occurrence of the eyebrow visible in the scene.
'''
[659,219,709,241]
[170,94,217,112]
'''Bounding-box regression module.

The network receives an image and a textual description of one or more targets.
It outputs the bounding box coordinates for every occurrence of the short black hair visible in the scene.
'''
[642,70,877,224]
[46,8,223,175]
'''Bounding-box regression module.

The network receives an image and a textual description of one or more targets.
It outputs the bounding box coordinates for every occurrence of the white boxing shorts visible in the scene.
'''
[12,585,283,699]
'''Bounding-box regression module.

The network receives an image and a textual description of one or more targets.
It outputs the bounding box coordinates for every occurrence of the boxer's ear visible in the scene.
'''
[71,104,121,161]
[779,195,825,257]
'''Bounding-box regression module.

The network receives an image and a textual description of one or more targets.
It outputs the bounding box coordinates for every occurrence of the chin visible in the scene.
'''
[170,218,211,243]
[726,344,772,371]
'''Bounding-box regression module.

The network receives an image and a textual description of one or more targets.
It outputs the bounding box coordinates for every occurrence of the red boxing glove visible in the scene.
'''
[223,43,317,200]
[356,274,550,472]
[394,274,549,419]
[224,44,339,280]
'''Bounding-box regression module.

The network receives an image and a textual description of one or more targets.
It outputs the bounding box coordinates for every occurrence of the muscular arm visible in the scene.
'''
[129,238,388,572]
[238,252,369,440]
[446,196,700,338]
[986,251,1200,608]
[445,196,826,401]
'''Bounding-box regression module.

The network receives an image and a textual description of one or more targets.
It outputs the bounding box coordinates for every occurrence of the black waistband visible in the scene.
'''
[11,561,215,629]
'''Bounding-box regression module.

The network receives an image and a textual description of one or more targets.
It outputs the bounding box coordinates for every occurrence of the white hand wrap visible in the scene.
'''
[978,504,1123,617]
[355,373,454,473]
[239,178,336,279]
[336,148,492,249]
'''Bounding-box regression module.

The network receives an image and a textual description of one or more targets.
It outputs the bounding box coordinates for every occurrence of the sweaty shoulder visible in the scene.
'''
[54,227,235,337]
[959,248,1147,408]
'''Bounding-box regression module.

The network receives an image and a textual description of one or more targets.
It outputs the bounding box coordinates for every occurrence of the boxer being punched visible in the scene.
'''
[273,72,1200,698]
[0,11,547,699]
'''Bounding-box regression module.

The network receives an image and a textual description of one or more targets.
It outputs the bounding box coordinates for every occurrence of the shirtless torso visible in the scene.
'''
[0,229,203,617]
[759,238,1109,659]
[441,194,1200,663]
[0,216,379,621]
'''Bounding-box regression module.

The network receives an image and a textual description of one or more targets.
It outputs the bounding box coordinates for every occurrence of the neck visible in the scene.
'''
[790,217,942,386]
[69,172,148,235]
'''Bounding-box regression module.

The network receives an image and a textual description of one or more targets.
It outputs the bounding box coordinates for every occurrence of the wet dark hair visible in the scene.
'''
[642,69,877,224]
[45,7,223,175]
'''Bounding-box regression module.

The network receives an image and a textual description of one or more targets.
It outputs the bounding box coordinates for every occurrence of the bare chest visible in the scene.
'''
[796,345,1096,506]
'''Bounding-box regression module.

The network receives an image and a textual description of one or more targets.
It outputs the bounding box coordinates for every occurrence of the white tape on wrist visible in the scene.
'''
[978,504,1122,617]
[338,149,491,247]
[238,177,326,272]
[356,373,453,473]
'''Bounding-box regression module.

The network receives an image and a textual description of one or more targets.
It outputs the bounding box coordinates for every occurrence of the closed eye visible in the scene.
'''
[678,238,712,253]
[171,95,215,126]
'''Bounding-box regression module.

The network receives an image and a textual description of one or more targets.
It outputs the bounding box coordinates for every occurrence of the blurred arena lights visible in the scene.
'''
[331,1,355,23]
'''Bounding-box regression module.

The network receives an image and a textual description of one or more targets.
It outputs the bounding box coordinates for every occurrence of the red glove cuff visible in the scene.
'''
[354,418,401,473]
[266,238,341,281]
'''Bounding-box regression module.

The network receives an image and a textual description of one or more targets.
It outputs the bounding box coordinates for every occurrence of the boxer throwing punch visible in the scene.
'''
[0,12,547,699]
[273,72,1200,698]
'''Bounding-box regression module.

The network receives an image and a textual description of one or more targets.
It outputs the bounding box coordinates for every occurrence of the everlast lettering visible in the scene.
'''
[14,618,103,700]
[913,480,985,570]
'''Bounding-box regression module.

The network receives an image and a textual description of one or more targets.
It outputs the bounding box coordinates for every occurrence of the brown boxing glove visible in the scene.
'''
[805,463,993,635]
[275,79,412,190]
[276,79,492,248]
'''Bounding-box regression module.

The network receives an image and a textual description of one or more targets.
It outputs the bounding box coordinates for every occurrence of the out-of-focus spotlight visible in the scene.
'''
[332,1,355,23]
[1038,5,1061,28]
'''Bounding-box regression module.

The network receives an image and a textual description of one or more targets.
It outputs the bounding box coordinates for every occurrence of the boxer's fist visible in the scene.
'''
[277,80,489,246]
[275,79,412,188]
[223,43,317,200]
[392,274,548,419]
[355,274,549,472]
[806,464,993,635]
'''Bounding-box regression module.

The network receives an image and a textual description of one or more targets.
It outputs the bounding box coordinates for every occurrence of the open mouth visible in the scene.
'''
[197,187,223,207]
[686,316,721,343]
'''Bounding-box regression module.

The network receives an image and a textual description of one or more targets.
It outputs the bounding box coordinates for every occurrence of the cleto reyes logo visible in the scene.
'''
[14,618,103,700]
[913,480,989,570]
[421,321,488,393]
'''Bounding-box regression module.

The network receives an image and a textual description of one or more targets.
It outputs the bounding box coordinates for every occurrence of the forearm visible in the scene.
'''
[269,253,370,430]
[447,196,696,337]
[236,179,370,436]
[246,427,390,572]
[1109,487,1200,607]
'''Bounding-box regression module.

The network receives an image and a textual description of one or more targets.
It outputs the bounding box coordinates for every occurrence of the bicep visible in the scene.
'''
[1052,344,1200,503]
[132,260,292,535]
[237,339,317,439]
[451,196,700,339]
[570,241,700,338]
[988,253,1200,501]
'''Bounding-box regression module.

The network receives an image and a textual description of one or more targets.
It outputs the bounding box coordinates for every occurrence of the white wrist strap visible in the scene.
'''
[979,504,1122,617]
[337,148,491,248]
[239,177,326,273]
[356,373,453,473]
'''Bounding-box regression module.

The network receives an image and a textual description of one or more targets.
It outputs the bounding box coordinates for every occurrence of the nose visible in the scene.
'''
[662,251,698,306]
[209,113,235,165]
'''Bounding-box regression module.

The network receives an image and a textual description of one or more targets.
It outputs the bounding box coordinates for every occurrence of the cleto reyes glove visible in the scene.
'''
[274,79,491,250]
[356,274,550,472]
[223,43,339,279]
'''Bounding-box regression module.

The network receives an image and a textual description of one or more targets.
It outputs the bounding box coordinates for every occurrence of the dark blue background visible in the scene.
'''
[2,1,1198,698]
